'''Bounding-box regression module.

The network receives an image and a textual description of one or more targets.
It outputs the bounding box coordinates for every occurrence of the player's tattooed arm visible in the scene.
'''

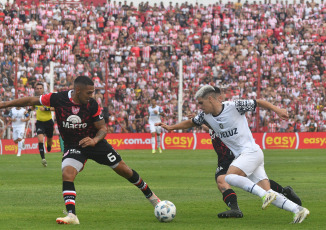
[92,119,108,143]
[79,119,107,148]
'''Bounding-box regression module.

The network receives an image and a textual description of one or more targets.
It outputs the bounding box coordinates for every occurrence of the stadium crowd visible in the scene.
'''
[0,0,325,137]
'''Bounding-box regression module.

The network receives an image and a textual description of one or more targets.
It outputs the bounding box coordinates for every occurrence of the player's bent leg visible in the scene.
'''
[113,161,161,207]
[112,160,133,178]
[217,176,240,209]
[216,173,243,218]
[225,173,269,203]
[57,163,80,224]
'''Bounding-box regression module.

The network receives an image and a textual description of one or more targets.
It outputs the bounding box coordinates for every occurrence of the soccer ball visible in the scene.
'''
[154,200,176,222]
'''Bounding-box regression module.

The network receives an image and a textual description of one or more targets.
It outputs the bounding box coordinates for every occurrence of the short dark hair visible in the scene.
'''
[35,82,44,88]
[74,76,94,87]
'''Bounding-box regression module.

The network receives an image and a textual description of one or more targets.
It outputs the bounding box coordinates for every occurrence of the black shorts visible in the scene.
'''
[36,119,54,138]
[214,160,233,181]
[63,140,122,169]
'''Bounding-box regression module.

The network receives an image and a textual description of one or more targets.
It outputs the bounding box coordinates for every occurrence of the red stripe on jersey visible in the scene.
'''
[92,104,102,117]
[40,93,52,107]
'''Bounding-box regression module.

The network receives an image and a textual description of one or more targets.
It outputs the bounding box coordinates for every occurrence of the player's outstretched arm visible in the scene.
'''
[256,99,289,120]
[0,96,41,109]
[155,119,195,132]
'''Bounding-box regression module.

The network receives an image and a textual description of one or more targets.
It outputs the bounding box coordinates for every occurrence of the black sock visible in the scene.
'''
[47,143,51,152]
[127,169,153,198]
[63,181,76,215]
[39,143,45,159]
[222,189,239,210]
[270,179,284,194]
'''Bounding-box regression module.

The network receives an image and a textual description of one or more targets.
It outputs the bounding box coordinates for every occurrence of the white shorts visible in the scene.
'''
[13,126,25,141]
[230,149,268,184]
[149,122,162,133]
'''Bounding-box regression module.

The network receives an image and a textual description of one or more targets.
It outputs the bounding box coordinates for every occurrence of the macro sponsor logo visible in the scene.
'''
[262,133,299,149]
[107,138,151,147]
[303,137,326,147]
[62,115,87,129]
[162,133,197,149]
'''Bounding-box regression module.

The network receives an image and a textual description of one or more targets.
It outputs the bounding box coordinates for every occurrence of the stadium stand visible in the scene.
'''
[0,0,325,138]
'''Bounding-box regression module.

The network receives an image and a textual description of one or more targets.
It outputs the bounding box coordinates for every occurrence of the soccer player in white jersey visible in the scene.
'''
[8,107,30,156]
[156,85,310,224]
[148,98,165,153]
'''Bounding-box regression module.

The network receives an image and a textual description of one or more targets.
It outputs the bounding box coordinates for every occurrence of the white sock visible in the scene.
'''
[156,135,161,148]
[225,174,267,197]
[151,137,155,150]
[271,191,300,213]
[17,141,23,155]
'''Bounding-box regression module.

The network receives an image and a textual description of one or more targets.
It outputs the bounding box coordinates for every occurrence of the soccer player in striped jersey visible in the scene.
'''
[0,76,162,225]
[156,85,309,223]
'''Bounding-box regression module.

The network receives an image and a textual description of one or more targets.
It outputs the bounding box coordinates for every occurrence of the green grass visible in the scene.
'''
[0,149,325,230]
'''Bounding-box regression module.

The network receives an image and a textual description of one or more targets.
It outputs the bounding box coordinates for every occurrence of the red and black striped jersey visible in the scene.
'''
[40,90,102,148]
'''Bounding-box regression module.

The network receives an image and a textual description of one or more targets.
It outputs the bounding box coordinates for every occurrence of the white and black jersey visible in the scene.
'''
[9,107,27,128]
[148,105,163,123]
[193,100,260,158]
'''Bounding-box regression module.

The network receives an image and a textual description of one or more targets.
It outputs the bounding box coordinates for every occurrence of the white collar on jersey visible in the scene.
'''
[68,90,79,105]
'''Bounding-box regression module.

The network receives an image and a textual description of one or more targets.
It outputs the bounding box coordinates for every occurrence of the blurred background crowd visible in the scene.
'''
[0,0,325,138]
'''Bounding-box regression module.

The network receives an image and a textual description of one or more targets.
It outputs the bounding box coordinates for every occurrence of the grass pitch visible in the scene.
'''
[0,149,325,230]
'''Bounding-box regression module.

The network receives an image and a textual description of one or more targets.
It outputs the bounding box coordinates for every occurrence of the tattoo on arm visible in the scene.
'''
[94,129,107,143]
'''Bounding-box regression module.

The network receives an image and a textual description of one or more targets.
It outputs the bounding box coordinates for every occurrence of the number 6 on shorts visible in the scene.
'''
[107,152,117,162]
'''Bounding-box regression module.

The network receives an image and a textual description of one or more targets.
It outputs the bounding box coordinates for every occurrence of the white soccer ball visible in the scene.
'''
[154,200,176,222]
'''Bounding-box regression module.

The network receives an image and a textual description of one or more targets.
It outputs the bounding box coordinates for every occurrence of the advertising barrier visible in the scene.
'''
[0,132,325,154]
[0,136,61,155]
